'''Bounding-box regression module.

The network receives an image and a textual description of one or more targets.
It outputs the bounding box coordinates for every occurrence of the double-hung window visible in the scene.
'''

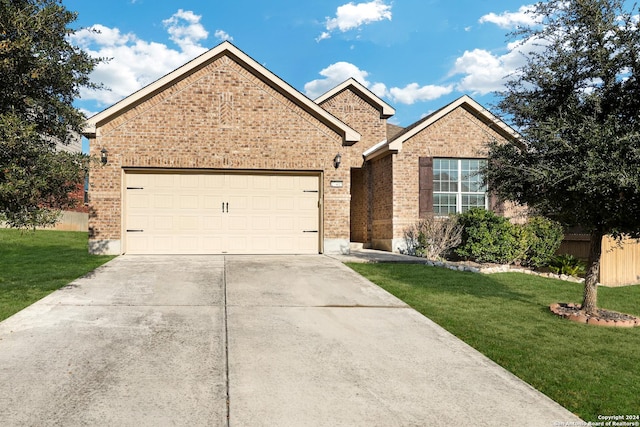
[433,158,487,215]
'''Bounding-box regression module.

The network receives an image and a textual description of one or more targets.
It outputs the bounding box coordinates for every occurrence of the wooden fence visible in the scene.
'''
[559,234,640,287]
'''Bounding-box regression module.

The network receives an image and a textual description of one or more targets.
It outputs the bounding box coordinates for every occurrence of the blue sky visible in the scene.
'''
[66,0,540,129]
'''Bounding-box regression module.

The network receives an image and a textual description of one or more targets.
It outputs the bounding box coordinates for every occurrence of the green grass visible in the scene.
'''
[347,263,640,422]
[0,229,114,321]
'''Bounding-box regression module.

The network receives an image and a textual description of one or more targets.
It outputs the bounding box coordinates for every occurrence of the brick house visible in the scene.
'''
[83,41,518,255]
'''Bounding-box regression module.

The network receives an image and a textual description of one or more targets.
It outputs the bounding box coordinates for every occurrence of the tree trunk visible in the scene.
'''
[582,230,604,315]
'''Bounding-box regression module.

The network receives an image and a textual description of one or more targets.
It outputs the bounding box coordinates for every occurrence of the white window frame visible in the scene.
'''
[433,158,488,215]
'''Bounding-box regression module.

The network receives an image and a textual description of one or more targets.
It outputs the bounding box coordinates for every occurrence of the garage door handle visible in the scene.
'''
[303,230,318,233]
[126,229,144,232]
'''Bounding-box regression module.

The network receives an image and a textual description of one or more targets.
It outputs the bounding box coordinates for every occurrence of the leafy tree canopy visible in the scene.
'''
[0,0,101,227]
[485,0,640,313]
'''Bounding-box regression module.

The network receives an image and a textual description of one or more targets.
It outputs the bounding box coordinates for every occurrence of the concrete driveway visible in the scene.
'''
[0,255,580,426]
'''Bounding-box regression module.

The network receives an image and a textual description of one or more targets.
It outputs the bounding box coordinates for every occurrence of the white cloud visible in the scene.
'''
[449,36,542,95]
[388,83,454,105]
[318,0,392,41]
[451,49,510,95]
[70,10,210,107]
[369,82,388,99]
[214,29,233,42]
[316,31,331,42]
[479,5,540,29]
[69,24,135,48]
[304,62,373,98]
[162,9,208,54]
[304,62,451,105]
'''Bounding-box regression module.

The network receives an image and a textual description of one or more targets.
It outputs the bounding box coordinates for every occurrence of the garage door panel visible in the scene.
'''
[126,174,149,188]
[174,235,199,252]
[126,235,148,253]
[125,172,319,254]
[251,196,270,210]
[228,174,249,190]
[298,215,318,230]
[202,236,224,252]
[127,215,148,230]
[299,197,318,210]
[178,216,200,230]
[153,216,173,230]
[250,216,271,230]
[152,236,175,253]
[228,195,247,211]
[180,175,199,188]
[276,197,294,210]
[202,215,222,230]
[127,193,150,209]
[179,195,199,209]
[154,174,174,187]
[203,195,221,209]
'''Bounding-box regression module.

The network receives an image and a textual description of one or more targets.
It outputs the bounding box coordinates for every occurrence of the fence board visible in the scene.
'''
[559,234,640,287]
[601,236,640,287]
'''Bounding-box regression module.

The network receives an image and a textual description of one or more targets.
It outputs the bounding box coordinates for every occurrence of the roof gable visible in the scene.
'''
[364,95,519,160]
[83,41,360,144]
[315,78,395,119]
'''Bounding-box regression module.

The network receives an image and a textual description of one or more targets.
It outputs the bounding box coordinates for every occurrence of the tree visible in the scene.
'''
[486,0,640,315]
[0,0,101,227]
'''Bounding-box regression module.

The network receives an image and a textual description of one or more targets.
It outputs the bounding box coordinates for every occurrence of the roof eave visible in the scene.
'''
[390,95,520,146]
[315,78,395,119]
[363,139,401,161]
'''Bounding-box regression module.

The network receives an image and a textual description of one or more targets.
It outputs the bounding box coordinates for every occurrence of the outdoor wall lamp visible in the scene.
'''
[100,148,108,165]
[333,153,342,169]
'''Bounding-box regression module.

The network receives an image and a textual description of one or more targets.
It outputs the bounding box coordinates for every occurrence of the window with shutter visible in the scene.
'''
[419,157,433,218]
[429,158,487,215]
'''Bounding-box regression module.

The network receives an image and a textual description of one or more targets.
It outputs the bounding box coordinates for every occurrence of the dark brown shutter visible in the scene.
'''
[419,157,433,218]
[489,191,504,215]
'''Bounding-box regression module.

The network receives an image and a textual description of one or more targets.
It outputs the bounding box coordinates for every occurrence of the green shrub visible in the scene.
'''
[521,216,564,267]
[548,254,586,277]
[455,208,521,264]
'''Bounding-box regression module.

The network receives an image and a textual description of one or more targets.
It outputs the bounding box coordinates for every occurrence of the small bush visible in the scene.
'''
[455,208,521,264]
[548,254,586,277]
[402,215,463,260]
[520,216,564,267]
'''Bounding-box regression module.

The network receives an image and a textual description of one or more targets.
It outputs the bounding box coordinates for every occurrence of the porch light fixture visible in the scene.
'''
[333,153,342,169]
[100,148,108,165]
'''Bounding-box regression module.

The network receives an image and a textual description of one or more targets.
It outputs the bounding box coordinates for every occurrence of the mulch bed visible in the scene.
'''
[550,302,640,327]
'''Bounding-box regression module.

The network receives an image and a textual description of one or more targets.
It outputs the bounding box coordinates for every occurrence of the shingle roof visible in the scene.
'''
[386,123,404,141]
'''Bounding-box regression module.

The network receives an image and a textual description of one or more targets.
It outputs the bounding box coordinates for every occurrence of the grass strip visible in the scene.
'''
[0,229,114,321]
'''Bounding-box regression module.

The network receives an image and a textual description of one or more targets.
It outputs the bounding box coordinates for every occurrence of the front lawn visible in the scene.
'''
[0,229,114,321]
[348,263,640,422]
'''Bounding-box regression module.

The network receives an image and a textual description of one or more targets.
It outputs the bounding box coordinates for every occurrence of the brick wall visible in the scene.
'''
[318,88,388,244]
[350,167,369,242]
[371,154,394,250]
[392,105,512,241]
[318,89,388,153]
[89,53,366,250]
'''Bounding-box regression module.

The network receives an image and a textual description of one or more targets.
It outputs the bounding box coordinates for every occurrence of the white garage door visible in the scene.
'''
[124,172,320,254]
